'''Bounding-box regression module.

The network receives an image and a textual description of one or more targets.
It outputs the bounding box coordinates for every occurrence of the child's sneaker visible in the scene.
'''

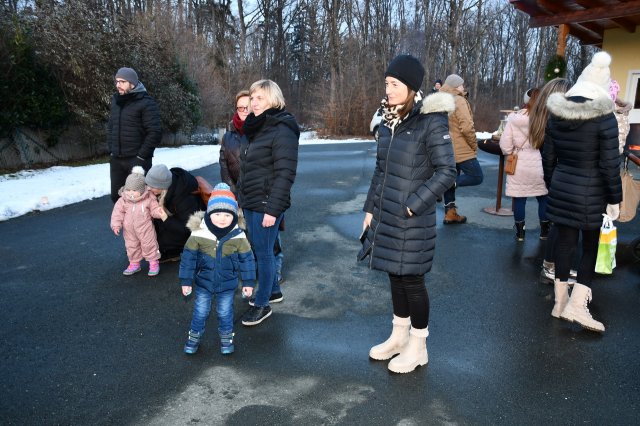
[123,262,141,276]
[148,260,160,276]
[184,330,202,354]
[220,332,235,355]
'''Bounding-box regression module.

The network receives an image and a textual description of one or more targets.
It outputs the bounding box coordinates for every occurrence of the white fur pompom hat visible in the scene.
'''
[565,51,612,100]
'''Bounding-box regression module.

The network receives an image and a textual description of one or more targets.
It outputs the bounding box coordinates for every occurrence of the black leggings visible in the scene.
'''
[389,273,429,329]
[554,225,600,286]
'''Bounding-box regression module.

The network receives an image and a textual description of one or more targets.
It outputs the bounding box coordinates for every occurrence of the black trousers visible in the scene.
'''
[388,273,429,329]
[554,225,600,286]
[110,156,152,203]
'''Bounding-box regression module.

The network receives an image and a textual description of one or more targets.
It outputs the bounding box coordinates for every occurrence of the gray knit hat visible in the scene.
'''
[444,74,464,88]
[145,164,173,189]
[124,166,147,194]
[115,67,139,86]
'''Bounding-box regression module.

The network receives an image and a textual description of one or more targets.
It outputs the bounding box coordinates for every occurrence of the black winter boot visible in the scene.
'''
[514,221,525,241]
[540,221,551,240]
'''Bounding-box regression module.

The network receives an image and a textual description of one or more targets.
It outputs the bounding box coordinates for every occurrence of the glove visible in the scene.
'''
[606,204,620,221]
[131,156,148,168]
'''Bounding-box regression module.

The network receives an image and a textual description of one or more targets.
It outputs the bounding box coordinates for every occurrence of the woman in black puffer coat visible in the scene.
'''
[362,55,456,374]
[237,79,299,327]
[542,51,621,333]
[145,165,206,261]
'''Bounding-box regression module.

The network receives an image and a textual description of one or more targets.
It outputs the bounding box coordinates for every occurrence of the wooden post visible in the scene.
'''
[556,24,570,57]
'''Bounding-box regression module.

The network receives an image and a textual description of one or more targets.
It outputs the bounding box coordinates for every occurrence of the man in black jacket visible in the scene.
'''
[108,67,162,203]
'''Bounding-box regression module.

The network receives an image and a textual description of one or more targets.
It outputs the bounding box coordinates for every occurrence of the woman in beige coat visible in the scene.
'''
[500,90,548,241]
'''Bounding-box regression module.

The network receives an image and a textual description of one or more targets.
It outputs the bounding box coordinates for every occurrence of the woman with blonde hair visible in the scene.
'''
[528,78,574,284]
[237,79,299,326]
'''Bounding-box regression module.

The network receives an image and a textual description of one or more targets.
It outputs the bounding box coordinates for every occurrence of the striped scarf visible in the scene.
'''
[380,91,424,131]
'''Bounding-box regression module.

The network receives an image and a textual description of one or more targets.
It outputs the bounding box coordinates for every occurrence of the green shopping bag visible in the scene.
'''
[595,214,617,274]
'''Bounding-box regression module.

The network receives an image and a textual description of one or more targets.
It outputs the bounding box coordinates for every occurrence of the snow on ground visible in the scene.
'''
[0,132,372,221]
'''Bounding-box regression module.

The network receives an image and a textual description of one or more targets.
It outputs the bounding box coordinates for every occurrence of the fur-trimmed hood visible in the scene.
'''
[187,211,205,232]
[419,91,456,115]
[547,92,614,121]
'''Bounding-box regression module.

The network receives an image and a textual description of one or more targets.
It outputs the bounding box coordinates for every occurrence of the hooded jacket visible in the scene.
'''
[179,212,256,293]
[154,168,206,255]
[363,92,457,275]
[499,110,547,198]
[111,188,165,257]
[237,110,300,217]
[439,85,477,163]
[542,93,622,230]
[107,83,162,160]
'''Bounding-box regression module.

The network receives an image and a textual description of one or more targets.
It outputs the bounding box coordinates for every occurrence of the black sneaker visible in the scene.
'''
[248,292,283,306]
[241,305,272,326]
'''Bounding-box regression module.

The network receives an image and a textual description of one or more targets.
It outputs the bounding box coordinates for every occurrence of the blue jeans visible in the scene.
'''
[244,209,283,307]
[512,196,548,222]
[274,234,284,282]
[190,286,235,335]
[443,158,484,205]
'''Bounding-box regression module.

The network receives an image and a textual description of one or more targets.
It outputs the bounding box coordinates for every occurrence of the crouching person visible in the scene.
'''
[179,183,256,355]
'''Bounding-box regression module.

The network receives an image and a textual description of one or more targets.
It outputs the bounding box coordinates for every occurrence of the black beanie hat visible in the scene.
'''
[385,54,425,92]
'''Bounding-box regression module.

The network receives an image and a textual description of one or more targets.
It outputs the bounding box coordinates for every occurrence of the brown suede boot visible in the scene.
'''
[443,206,467,224]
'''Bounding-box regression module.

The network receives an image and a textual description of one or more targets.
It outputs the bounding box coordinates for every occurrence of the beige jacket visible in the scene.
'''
[440,85,477,163]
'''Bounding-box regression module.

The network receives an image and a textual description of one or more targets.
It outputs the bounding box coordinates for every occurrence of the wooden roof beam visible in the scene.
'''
[529,1,640,28]
[611,17,637,33]
[574,0,638,32]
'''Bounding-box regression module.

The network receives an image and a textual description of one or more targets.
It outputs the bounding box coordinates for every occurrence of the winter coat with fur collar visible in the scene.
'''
[363,92,457,275]
[542,94,621,230]
[499,110,547,198]
[179,212,256,293]
[439,85,477,163]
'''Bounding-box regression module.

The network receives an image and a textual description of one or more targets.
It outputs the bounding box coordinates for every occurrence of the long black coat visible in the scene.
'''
[154,168,206,255]
[363,92,457,276]
[237,111,300,217]
[542,94,622,230]
[107,84,162,160]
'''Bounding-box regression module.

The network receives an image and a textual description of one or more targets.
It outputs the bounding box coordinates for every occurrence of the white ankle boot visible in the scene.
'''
[560,283,605,333]
[551,279,570,318]
[387,327,429,374]
[369,315,410,360]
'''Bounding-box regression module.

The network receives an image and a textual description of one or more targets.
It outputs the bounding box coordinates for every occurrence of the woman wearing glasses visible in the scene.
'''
[220,90,251,193]
[237,80,299,326]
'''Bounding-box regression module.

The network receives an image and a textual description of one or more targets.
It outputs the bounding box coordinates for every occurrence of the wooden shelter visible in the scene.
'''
[510,0,640,133]
[510,0,640,48]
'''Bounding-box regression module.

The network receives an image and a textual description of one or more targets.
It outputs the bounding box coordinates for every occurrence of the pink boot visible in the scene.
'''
[148,260,160,276]
[123,262,141,276]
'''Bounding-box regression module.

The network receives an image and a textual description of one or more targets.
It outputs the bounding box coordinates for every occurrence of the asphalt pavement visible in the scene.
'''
[1,142,639,425]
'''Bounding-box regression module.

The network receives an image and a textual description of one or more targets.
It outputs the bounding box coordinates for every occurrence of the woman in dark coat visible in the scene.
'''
[220,90,250,193]
[542,51,621,333]
[145,164,206,261]
[362,55,456,373]
[237,79,299,327]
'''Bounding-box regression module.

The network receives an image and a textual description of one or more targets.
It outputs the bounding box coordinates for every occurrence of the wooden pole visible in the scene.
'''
[556,24,570,57]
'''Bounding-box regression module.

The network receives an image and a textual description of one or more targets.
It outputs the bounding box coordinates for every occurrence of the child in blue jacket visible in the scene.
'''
[179,183,255,355]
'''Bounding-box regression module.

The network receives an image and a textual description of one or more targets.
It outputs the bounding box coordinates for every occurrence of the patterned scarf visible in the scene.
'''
[380,91,424,131]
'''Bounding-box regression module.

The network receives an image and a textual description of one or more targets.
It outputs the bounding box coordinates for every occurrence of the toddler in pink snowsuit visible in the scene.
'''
[111,166,168,276]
